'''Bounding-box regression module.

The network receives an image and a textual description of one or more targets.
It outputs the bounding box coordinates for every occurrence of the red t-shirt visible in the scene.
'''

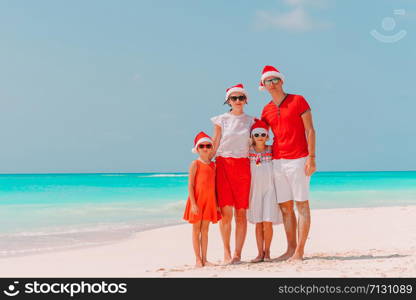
[261,94,310,160]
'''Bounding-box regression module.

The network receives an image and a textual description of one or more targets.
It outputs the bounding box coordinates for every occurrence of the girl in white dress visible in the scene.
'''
[248,119,282,262]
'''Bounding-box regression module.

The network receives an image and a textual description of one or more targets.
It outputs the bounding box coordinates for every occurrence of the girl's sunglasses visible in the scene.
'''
[228,95,247,102]
[253,133,267,138]
[264,78,280,86]
[198,144,212,149]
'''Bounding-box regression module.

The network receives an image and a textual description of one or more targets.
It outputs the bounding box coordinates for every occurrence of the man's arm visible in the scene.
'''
[301,111,316,176]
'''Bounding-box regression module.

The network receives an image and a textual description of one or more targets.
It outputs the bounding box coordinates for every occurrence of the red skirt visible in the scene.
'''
[215,156,251,210]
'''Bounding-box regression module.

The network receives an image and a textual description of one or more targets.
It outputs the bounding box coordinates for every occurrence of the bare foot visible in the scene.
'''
[250,255,264,263]
[195,260,203,268]
[222,252,232,265]
[264,250,271,261]
[288,251,304,261]
[251,252,264,263]
[221,258,232,265]
[203,261,216,267]
[231,256,242,265]
[273,249,296,262]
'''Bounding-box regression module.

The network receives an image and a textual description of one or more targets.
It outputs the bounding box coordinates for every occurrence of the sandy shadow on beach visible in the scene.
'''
[156,260,256,273]
[305,254,408,261]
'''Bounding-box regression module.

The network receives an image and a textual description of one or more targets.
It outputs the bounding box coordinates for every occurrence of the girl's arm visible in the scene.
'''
[209,124,222,160]
[188,160,198,214]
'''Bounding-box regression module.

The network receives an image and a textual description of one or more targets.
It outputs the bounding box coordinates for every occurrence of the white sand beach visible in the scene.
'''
[1,206,415,278]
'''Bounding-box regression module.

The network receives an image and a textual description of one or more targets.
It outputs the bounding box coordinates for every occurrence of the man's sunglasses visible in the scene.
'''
[264,78,280,86]
[228,95,247,102]
[198,144,212,149]
[253,133,267,138]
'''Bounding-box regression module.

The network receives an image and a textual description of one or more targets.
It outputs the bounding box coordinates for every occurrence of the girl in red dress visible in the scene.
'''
[183,132,221,267]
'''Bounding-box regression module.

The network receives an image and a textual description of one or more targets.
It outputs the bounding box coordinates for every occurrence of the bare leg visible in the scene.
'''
[192,222,203,267]
[290,201,311,261]
[200,220,215,266]
[232,208,247,264]
[275,201,297,261]
[219,206,233,264]
[263,222,273,260]
[251,223,264,263]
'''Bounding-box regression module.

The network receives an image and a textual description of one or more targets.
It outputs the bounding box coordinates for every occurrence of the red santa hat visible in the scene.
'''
[251,118,269,136]
[259,65,285,91]
[225,83,249,102]
[192,131,213,153]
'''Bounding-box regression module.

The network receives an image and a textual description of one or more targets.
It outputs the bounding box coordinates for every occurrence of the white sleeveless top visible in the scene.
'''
[211,112,254,158]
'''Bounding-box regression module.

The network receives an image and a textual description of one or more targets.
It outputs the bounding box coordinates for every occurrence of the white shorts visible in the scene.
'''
[272,157,311,203]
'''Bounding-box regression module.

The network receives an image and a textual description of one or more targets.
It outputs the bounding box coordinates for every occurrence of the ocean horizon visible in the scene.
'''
[1,170,415,257]
[1,169,415,174]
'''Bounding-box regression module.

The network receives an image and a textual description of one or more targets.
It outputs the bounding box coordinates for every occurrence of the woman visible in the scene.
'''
[210,83,254,264]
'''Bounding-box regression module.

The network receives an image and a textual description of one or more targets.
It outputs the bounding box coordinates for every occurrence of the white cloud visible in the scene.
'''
[255,0,331,32]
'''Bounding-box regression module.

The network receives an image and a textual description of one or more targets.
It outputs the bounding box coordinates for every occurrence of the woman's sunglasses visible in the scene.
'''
[264,78,280,86]
[198,144,212,149]
[228,95,247,102]
[253,133,267,138]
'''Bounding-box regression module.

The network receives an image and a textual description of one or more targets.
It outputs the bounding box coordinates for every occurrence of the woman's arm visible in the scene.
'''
[188,160,198,214]
[209,124,222,160]
[301,111,316,176]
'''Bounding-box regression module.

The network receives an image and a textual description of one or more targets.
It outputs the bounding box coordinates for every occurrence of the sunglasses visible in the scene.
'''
[198,144,212,149]
[228,95,247,102]
[264,78,280,86]
[253,133,267,138]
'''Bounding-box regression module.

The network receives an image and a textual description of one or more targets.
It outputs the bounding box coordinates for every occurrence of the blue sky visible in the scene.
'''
[0,0,415,173]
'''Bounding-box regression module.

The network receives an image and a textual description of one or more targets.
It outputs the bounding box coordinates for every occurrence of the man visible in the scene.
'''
[260,65,316,261]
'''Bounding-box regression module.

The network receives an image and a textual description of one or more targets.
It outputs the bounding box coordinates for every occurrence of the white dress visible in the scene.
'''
[247,146,283,224]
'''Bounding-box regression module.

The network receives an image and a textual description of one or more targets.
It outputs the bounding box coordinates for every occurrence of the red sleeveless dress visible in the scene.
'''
[183,160,221,224]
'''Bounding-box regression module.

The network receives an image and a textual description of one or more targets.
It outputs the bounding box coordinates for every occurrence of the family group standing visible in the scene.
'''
[183,65,316,267]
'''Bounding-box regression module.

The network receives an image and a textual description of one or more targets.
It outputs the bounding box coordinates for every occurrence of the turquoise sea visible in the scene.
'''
[0,171,415,257]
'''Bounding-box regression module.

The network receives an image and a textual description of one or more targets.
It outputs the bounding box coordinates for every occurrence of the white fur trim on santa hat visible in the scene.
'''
[259,71,285,91]
[251,127,268,135]
[261,71,285,83]
[225,87,249,102]
[191,137,213,153]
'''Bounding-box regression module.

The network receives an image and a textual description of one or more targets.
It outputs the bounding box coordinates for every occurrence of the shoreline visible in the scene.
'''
[1,205,415,277]
[0,220,184,259]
